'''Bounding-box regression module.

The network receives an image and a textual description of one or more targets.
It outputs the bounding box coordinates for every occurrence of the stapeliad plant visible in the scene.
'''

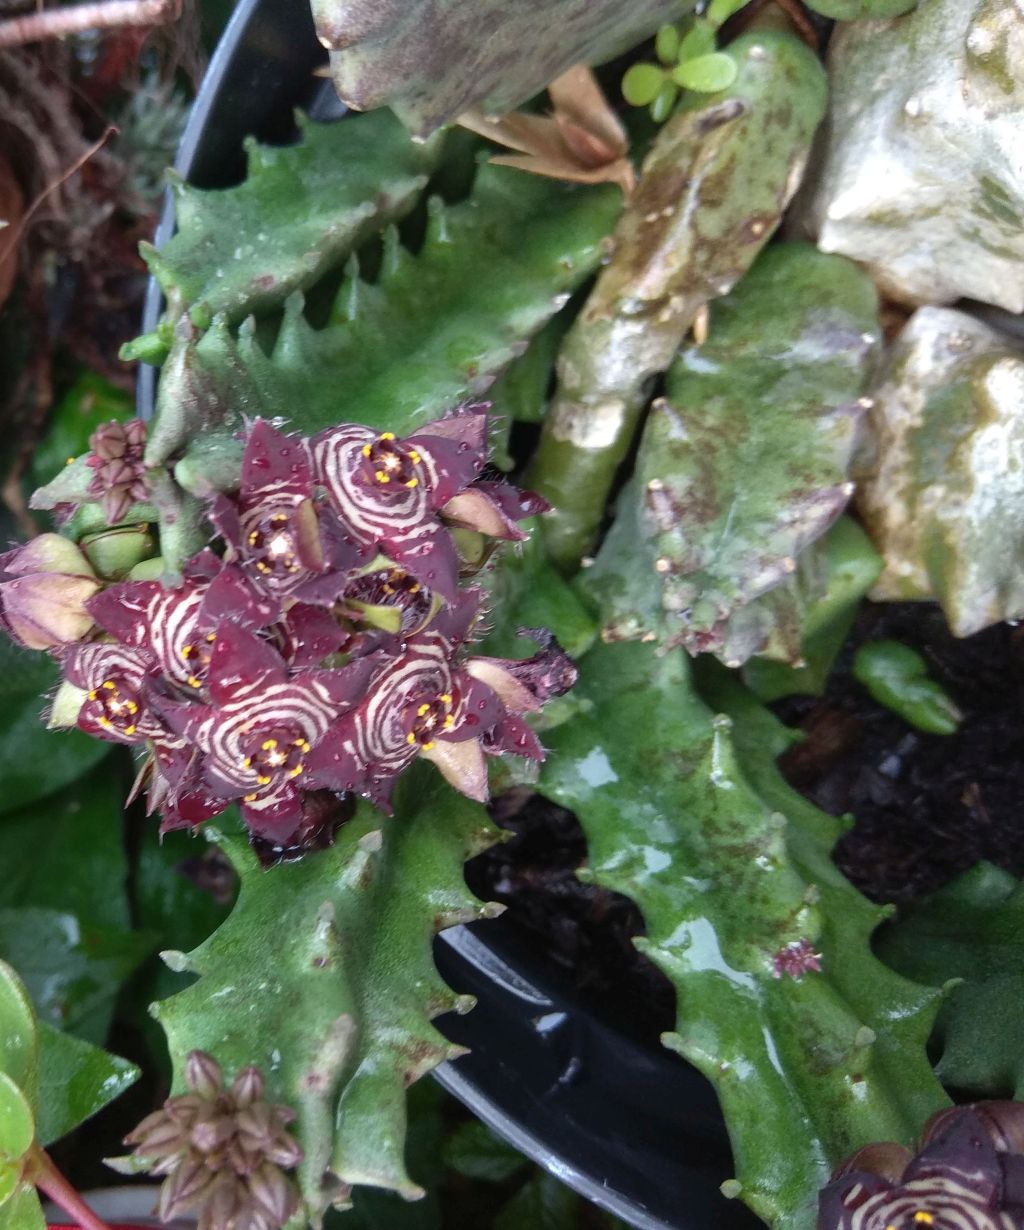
[3,1,1024,1230]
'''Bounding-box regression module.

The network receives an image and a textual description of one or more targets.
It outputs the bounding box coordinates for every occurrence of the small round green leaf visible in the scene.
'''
[622,62,667,107]
[655,22,680,64]
[672,52,739,94]
[678,22,716,63]
[706,0,752,26]
[0,1074,34,1162]
[649,79,679,122]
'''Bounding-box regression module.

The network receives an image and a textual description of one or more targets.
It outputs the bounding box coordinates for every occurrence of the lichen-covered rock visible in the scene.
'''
[792,0,1024,312]
[856,307,1024,637]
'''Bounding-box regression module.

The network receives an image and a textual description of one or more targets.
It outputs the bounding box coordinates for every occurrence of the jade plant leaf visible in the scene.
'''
[856,306,1024,637]
[540,641,947,1229]
[312,0,690,138]
[163,165,620,501]
[744,517,881,702]
[0,908,154,1045]
[0,766,129,931]
[528,33,829,569]
[152,769,500,1220]
[876,862,1024,1101]
[792,0,1024,312]
[582,244,878,662]
[0,638,109,818]
[129,110,437,350]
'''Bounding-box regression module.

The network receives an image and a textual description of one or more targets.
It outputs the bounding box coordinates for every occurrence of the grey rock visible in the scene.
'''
[792,0,1024,311]
[856,306,1024,636]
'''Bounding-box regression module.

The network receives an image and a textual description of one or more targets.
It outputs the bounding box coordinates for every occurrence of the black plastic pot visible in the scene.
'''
[137,5,761,1227]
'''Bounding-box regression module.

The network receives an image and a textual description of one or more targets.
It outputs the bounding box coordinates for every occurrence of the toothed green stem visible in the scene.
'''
[526,30,827,572]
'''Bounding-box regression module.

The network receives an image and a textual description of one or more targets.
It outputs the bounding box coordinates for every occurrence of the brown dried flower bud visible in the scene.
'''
[85,418,149,525]
[123,1050,302,1230]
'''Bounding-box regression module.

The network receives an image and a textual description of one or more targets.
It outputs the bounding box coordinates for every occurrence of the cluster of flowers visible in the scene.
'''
[818,1100,1024,1230]
[0,406,576,844]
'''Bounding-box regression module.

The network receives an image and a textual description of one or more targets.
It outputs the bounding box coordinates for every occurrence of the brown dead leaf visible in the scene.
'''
[458,64,635,197]
[0,149,24,310]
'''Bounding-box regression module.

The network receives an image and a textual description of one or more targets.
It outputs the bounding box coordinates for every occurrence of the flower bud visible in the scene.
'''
[185,1051,224,1101]
[81,523,157,581]
[0,534,100,650]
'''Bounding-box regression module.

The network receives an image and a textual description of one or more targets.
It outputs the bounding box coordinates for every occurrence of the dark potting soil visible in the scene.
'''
[468,601,1024,1041]
[780,601,1024,905]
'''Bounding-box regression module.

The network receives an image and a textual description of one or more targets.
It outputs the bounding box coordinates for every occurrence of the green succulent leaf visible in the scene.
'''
[582,245,878,661]
[852,640,962,735]
[655,23,681,63]
[132,110,437,346]
[622,63,667,107]
[677,22,717,61]
[0,766,130,931]
[33,1022,138,1147]
[649,80,680,123]
[877,862,1024,1100]
[672,52,737,93]
[313,0,691,138]
[152,770,499,1219]
[743,517,882,702]
[856,307,1024,637]
[163,165,619,506]
[0,908,154,1045]
[529,34,829,569]
[0,640,110,818]
[540,642,947,1229]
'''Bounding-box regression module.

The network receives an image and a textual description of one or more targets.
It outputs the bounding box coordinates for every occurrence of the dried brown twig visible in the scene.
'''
[0,0,180,50]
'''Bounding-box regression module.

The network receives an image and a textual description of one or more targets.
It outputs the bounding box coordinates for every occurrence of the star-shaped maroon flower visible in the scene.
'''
[307,599,576,808]
[311,407,493,601]
[818,1105,1024,1230]
[152,622,385,841]
[212,420,359,605]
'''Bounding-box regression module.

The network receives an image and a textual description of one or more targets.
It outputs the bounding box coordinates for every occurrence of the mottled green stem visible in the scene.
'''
[526,28,826,571]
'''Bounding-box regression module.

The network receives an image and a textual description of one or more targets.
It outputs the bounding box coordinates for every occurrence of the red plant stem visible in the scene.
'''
[0,0,180,49]
[30,1148,117,1230]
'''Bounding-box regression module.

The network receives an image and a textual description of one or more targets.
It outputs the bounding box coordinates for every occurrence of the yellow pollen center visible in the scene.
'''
[914,1216,934,1227]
